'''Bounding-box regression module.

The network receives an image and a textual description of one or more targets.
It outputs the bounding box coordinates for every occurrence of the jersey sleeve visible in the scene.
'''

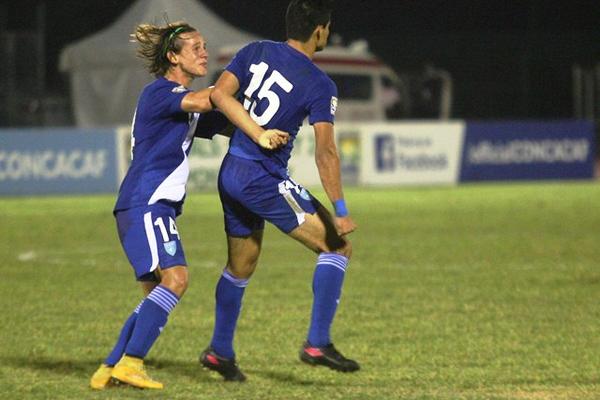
[224,43,254,88]
[147,82,190,118]
[307,75,338,125]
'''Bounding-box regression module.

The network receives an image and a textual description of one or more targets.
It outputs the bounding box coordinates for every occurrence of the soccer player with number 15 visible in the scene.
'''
[199,0,360,381]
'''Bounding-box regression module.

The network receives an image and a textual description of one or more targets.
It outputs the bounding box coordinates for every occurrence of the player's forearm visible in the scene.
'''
[316,147,345,205]
[181,87,213,113]
[210,88,263,143]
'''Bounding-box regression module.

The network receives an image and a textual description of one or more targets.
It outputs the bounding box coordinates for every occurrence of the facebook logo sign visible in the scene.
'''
[375,135,395,171]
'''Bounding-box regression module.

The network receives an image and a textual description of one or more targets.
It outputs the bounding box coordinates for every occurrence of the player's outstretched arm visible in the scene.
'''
[210,70,289,150]
[313,122,357,236]
[181,87,214,113]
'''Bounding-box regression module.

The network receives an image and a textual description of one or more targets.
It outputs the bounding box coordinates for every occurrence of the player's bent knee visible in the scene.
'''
[335,240,352,259]
[322,232,352,258]
[160,266,189,297]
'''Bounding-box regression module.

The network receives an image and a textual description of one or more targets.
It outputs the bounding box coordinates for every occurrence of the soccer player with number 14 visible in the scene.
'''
[89,21,286,391]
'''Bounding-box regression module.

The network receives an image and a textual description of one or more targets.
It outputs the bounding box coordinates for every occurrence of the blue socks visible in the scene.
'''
[208,254,347,358]
[307,253,349,347]
[210,268,248,359]
[104,300,144,366]
[124,285,179,359]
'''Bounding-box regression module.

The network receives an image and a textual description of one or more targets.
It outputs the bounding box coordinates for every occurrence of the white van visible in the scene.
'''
[213,40,407,121]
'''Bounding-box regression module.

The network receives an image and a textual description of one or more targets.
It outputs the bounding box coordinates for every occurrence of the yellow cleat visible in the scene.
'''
[90,364,114,390]
[111,355,163,389]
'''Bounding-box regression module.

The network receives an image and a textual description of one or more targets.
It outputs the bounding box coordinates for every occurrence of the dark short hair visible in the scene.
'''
[286,0,333,42]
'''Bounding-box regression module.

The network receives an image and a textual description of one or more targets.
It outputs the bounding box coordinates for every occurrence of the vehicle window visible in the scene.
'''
[328,74,372,100]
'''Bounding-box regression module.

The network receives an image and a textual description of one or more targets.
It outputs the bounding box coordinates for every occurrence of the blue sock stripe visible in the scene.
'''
[149,286,178,304]
[318,253,349,264]
[147,286,179,314]
[156,284,180,299]
[317,253,349,271]
[222,269,249,288]
[147,294,174,314]
[151,287,179,310]
[319,257,347,269]
[152,286,179,304]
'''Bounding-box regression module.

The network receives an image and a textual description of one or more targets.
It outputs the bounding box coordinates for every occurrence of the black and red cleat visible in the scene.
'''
[299,341,360,372]
[199,347,246,382]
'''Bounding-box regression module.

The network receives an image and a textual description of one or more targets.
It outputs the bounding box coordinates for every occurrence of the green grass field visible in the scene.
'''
[1,183,600,399]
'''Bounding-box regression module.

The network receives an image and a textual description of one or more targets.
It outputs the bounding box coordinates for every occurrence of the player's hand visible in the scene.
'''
[257,129,289,149]
[334,216,357,236]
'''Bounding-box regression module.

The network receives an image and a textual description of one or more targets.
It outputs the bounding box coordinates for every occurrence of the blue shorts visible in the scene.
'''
[218,153,318,237]
[115,202,187,281]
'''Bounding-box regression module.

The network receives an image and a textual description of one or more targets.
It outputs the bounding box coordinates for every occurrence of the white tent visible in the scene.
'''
[59,0,260,127]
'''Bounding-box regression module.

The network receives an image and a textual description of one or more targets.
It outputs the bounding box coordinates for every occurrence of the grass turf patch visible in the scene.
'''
[1,182,599,399]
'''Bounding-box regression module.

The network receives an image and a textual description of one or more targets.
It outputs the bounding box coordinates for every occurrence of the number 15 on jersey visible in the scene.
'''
[243,62,293,126]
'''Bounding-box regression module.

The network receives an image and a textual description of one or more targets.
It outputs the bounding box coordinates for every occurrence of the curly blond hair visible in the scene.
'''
[132,21,196,77]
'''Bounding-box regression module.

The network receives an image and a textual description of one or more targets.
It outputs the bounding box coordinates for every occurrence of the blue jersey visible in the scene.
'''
[225,41,338,176]
[115,77,209,214]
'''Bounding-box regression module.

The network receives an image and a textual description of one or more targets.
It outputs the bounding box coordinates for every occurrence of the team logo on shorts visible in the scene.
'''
[164,241,177,256]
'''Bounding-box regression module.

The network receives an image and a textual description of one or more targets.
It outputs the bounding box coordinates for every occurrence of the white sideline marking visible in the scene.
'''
[17,251,37,261]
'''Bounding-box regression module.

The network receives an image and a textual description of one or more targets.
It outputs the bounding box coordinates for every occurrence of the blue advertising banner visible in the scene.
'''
[0,128,119,195]
[460,121,596,182]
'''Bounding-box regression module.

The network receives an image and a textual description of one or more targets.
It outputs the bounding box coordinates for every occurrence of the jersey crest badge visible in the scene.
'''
[164,241,177,256]
[330,96,338,115]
